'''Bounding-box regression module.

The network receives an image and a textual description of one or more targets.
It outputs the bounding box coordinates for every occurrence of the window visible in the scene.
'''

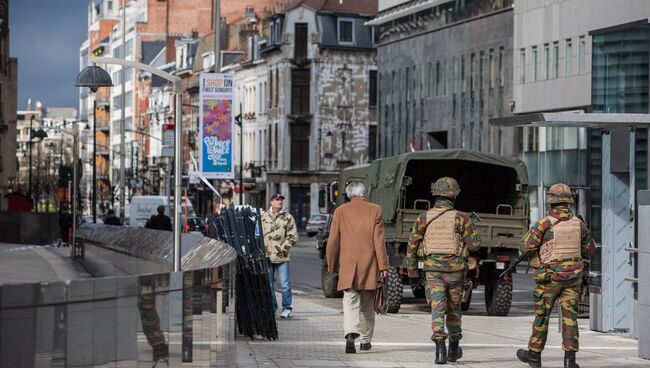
[291,69,310,115]
[443,60,448,95]
[435,61,440,96]
[470,53,475,92]
[461,55,466,92]
[479,51,486,90]
[489,49,495,89]
[368,125,377,161]
[113,70,121,85]
[338,18,354,44]
[124,91,132,109]
[268,70,273,108]
[553,42,559,78]
[427,62,433,97]
[519,48,526,83]
[270,23,275,45]
[113,45,122,59]
[274,69,279,107]
[453,58,459,93]
[275,19,282,45]
[290,124,310,170]
[543,43,549,80]
[369,70,377,108]
[125,68,133,83]
[113,95,121,110]
[202,52,214,69]
[578,35,586,74]
[565,38,573,76]
[531,46,538,81]
[295,23,308,60]
[124,38,133,58]
[499,47,505,87]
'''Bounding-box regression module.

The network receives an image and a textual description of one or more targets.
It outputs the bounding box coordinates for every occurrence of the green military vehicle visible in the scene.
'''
[316,149,529,316]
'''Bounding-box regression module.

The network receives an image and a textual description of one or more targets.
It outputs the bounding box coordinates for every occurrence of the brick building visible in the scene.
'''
[0,0,18,211]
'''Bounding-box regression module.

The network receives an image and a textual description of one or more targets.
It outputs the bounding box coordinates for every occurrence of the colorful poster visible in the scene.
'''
[199,73,235,179]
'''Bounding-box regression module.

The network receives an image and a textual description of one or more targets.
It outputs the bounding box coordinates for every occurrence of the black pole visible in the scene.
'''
[239,103,243,205]
[29,116,33,196]
[92,98,97,223]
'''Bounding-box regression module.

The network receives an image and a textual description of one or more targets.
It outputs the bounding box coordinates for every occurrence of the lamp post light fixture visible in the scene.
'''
[75,64,113,224]
[28,114,47,200]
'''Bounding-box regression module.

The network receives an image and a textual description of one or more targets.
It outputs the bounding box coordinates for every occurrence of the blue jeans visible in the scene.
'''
[268,262,292,312]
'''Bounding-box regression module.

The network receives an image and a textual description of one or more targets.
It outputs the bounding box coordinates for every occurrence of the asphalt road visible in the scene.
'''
[282,235,537,316]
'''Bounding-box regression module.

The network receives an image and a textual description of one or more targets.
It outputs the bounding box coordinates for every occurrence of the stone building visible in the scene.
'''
[0,0,18,211]
[367,0,518,157]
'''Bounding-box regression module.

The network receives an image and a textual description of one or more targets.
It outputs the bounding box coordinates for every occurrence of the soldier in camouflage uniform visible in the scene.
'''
[262,193,299,318]
[406,177,480,364]
[517,183,595,368]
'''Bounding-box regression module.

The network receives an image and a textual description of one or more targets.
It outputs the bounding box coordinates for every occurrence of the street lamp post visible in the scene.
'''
[28,115,47,205]
[80,57,183,272]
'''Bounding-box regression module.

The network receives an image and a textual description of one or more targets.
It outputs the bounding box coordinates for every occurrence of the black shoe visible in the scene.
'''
[360,342,371,351]
[447,340,462,362]
[435,339,447,364]
[517,349,541,368]
[564,351,579,368]
[345,334,356,354]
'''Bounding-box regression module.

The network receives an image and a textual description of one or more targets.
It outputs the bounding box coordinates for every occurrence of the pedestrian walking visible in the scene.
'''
[516,183,595,368]
[58,206,72,247]
[326,181,388,354]
[103,209,122,226]
[261,193,298,318]
[207,201,227,241]
[145,205,172,231]
[405,177,480,364]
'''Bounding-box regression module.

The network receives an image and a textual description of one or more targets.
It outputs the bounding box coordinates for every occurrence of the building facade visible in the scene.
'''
[249,0,378,227]
[0,0,18,211]
[369,0,518,158]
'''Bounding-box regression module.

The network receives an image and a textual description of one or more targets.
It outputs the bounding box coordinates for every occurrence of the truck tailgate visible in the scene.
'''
[475,213,528,249]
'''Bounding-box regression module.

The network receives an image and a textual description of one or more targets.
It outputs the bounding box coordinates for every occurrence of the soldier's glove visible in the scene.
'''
[407,269,419,279]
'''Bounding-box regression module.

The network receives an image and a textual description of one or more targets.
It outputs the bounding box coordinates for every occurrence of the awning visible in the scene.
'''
[365,0,454,27]
[489,112,650,128]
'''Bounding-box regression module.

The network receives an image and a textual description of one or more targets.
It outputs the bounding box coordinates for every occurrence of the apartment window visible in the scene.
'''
[275,19,282,45]
[489,49,495,89]
[113,95,121,110]
[124,91,132,109]
[565,38,573,76]
[461,55,466,92]
[531,46,538,81]
[553,42,559,78]
[543,43,550,80]
[453,58,459,93]
[479,51,486,90]
[499,47,505,87]
[427,62,433,97]
[268,70,273,108]
[435,61,440,96]
[270,23,276,45]
[368,125,377,161]
[578,36,586,74]
[519,48,526,83]
[125,68,133,83]
[113,70,121,85]
[124,38,133,58]
[470,53,475,91]
[290,124,310,171]
[338,18,354,45]
[113,45,122,59]
[275,69,279,107]
[291,69,310,115]
[295,23,308,60]
[369,70,377,108]
[202,52,214,69]
[443,60,448,95]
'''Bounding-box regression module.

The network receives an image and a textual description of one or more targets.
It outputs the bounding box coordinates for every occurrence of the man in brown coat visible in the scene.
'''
[326,181,389,354]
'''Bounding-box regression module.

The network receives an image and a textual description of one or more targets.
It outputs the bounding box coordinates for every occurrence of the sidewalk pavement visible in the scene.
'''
[0,242,89,284]
[235,292,649,368]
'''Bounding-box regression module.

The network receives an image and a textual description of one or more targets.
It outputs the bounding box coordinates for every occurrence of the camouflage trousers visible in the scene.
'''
[528,278,581,352]
[425,271,464,342]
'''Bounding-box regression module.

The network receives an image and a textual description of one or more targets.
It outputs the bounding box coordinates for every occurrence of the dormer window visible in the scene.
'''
[275,19,282,44]
[338,18,354,45]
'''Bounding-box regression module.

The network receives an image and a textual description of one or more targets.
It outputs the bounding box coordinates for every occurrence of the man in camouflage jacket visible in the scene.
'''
[262,193,298,318]
[406,177,480,364]
[517,183,595,368]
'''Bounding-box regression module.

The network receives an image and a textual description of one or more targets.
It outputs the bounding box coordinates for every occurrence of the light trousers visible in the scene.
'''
[342,289,376,343]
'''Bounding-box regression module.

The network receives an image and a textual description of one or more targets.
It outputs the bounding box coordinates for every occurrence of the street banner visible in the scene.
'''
[199,73,235,179]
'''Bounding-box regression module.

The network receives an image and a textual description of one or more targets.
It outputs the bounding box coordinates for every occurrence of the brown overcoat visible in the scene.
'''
[326,197,389,291]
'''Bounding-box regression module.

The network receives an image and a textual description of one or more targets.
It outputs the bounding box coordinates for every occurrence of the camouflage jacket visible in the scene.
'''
[406,198,481,273]
[522,206,596,283]
[261,208,298,264]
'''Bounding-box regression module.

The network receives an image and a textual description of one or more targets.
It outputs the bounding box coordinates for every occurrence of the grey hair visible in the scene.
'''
[346,181,366,198]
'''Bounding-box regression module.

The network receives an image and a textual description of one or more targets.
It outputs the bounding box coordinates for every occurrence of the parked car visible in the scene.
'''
[306,214,330,237]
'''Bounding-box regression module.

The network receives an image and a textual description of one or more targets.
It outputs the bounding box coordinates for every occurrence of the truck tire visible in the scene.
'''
[461,288,472,311]
[485,272,512,316]
[321,262,342,298]
[386,267,403,313]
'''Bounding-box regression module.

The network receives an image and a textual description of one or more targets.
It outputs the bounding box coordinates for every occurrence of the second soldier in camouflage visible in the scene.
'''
[406,177,480,364]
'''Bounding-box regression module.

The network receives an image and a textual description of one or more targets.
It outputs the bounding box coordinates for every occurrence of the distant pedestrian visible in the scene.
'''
[145,205,172,231]
[58,207,73,246]
[405,177,480,364]
[261,193,298,319]
[104,209,122,226]
[516,183,595,368]
[326,181,388,354]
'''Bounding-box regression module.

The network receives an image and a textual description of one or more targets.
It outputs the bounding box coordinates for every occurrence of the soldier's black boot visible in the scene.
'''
[447,340,462,362]
[345,333,357,354]
[516,349,541,368]
[564,351,579,368]
[435,339,447,364]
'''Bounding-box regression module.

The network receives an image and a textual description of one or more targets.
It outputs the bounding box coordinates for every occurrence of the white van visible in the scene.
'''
[129,195,197,228]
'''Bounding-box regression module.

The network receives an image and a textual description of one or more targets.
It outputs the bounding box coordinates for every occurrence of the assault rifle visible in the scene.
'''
[498,251,530,279]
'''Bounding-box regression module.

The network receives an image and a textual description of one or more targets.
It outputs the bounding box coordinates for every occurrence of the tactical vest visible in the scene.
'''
[423,209,462,256]
[534,216,582,266]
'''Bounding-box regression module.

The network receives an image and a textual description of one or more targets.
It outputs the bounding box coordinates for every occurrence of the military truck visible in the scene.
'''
[316,150,529,316]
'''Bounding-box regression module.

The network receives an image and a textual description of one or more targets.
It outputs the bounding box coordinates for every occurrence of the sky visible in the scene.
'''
[9,0,88,112]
